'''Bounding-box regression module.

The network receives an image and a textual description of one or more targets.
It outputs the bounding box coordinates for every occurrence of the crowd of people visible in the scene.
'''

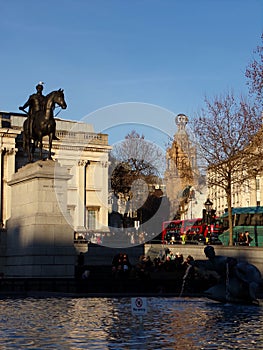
[165,230,222,245]
[74,230,156,246]
[75,229,224,246]
[75,242,262,301]
[111,248,194,283]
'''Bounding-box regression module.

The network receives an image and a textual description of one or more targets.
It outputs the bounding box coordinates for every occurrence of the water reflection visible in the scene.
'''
[0,297,262,349]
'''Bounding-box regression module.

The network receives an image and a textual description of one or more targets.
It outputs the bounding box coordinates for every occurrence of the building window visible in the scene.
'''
[257,201,260,207]
[87,207,100,230]
[1,113,11,128]
[87,209,96,230]
[244,180,249,193]
[256,178,260,191]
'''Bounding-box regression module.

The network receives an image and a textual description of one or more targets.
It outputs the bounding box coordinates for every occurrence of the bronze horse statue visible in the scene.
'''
[22,89,67,162]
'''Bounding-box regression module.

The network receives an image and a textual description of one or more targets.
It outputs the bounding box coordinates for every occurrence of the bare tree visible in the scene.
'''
[111,130,165,176]
[246,33,263,104]
[110,161,133,197]
[192,92,262,245]
[110,130,165,196]
[109,130,167,231]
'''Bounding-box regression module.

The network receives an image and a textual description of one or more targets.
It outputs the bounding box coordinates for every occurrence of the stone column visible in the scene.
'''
[5,160,75,278]
[4,148,17,226]
[75,160,89,232]
[100,160,109,230]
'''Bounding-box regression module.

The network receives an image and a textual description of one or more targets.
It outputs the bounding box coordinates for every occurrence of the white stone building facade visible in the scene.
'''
[208,175,263,217]
[0,112,111,236]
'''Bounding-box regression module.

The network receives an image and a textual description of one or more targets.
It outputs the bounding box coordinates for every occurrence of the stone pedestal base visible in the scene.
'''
[5,160,75,278]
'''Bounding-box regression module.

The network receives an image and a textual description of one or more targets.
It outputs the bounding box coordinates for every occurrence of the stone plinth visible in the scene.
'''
[5,160,75,278]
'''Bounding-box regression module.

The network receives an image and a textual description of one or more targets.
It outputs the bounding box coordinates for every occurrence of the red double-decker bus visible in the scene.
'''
[161,218,223,244]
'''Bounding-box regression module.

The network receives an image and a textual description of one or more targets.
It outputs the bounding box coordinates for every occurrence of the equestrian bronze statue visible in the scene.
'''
[19,83,67,162]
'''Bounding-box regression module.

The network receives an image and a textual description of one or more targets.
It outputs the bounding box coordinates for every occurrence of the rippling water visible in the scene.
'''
[0,296,262,349]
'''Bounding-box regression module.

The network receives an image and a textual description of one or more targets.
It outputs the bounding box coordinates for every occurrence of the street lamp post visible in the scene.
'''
[204,198,213,224]
[189,188,195,219]
[203,198,213,242]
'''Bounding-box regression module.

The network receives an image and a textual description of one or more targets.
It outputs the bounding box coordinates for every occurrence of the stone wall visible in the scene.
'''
[144,243,263,274]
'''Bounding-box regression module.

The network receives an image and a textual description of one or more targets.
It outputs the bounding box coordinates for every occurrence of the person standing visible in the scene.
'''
[244,231,253,246]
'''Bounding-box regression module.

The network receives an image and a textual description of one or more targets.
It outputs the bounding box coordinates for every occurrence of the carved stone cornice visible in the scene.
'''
[78,160,90,167]
[0,147,17,155]
[51,143,111,153]
[6,148,17,156]
[100,161,108,168]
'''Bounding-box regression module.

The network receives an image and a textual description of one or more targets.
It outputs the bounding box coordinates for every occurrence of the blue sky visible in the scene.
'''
[1,0,263,145]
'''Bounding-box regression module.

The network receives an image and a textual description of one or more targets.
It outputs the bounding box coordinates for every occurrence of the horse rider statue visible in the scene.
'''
[19,83,67,161]
[19,82,46,139]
